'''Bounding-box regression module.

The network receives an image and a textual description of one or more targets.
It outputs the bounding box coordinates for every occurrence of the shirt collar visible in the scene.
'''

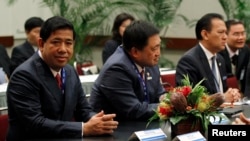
[199,42,215,60]
[38,50,61,77]
[225,44,239,58]
[134,63,144,73]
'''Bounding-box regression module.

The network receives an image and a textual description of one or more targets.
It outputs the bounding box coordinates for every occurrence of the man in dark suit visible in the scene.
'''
[175,13,241,102]
[218,20,250,94]
[6,16,118,141]
[0,44,11,82]
[89,20,165,121]
[243,59,250,98]
[10,17,44,74]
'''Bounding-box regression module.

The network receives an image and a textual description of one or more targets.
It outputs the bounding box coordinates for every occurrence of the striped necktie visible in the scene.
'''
[211,56,220,92]
[55,73,62,89]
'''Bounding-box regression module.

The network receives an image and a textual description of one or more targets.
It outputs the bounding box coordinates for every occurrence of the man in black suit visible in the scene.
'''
[243,58,250,97]
[90,20,165,121]
[0,44,11,83]
[175,13,241,102]
[6,16,118,141]
[10,17,44,74]
[218,20,250,93]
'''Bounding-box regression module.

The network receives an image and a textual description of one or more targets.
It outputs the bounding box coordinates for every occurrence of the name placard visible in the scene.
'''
[134,128,167,141]
[209,113,230,125]
[176,131,206,141]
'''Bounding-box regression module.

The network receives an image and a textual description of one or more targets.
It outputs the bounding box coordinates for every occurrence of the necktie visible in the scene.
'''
[140,69,145,80]
[231,54,238,66]
[55,73,62,89]
[231,55,238,75]
[211,56,220,92]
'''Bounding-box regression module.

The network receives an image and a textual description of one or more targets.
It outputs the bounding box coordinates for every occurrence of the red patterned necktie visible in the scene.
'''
[55,73,62,89]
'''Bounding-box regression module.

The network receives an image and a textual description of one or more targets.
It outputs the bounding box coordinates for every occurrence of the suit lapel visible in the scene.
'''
[61,67,74,119]
[35,56,64,108]
[237,48,245,75]
[223,50,232,73]
[197,46,217,92]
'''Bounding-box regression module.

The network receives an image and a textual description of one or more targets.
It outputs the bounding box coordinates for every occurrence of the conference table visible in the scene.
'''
[5,104,242,141]
[26,120,170,141]
[0,83,8,108]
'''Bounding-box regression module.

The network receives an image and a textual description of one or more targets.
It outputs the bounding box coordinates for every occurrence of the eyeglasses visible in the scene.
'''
[232,31,246,37]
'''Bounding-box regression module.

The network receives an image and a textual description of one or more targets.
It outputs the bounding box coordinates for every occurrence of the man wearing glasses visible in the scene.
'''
[218,19,250,94]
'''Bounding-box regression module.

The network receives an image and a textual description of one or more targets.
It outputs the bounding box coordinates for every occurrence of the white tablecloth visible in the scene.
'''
[0,83,8,108]
[0,75,98,108]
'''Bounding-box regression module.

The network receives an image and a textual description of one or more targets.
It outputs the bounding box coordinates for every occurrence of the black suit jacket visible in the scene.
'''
[176,44,228,94]
[218,44,250,93]
[7,53,95,140]
[102,39,121,64]
[10,40,35,74]
[243,57,250,98]
[90,46,165,121]
[0,44,11,77]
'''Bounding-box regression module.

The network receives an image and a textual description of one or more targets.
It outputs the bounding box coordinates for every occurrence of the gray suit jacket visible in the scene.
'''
[90,46,165,121]
[176,44,228,94]
[7,53,95,140]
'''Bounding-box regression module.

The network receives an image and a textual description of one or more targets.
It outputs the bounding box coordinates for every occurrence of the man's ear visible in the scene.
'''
[38,38,44,51]
[201,29,208,40]
[130,47,140,58]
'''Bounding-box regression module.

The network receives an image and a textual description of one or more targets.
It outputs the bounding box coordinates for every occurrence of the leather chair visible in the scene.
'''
[160,70,176,92]
[226,76,239,89]
[0,114,8,141]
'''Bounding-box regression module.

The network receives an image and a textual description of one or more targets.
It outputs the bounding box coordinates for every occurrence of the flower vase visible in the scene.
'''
[171,117,204,138]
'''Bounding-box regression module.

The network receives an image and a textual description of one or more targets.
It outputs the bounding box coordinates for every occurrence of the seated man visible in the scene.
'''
[243,60,250,98]
[89,20,165,121]
[175,13,241,103]
[10,17,44,74]
[218,19,250,93]
[6,16,118,141]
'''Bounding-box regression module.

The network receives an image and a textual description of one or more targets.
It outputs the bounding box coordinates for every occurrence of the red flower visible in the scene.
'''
[175,86,192,97]
[157,102,173,120]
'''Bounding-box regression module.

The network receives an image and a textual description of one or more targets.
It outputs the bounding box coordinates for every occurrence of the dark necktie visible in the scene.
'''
[211,56,220,92]
[55,73,62,89]
[231,54,238,66]
[231,55,238,75]
[140,69,145,80]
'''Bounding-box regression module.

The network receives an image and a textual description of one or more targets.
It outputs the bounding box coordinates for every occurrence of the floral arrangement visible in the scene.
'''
[148,75,225,132]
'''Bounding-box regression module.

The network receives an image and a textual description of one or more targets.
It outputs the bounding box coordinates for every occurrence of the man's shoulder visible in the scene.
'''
[181,45,200,58]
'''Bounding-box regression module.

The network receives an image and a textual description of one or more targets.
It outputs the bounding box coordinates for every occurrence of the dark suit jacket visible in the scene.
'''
[7,53,95,140]
[90,46,165,121]
[176,44,228,94]
[102,39,121,64]
[218,45,250,93]
[244,59,250,98]
[10,40,35,74]
[0,44,11,77]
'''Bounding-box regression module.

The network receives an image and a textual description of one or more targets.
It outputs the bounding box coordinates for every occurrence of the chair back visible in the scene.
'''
[0,114,8,141]
[226,76,239,89]
[160,70,176,92]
